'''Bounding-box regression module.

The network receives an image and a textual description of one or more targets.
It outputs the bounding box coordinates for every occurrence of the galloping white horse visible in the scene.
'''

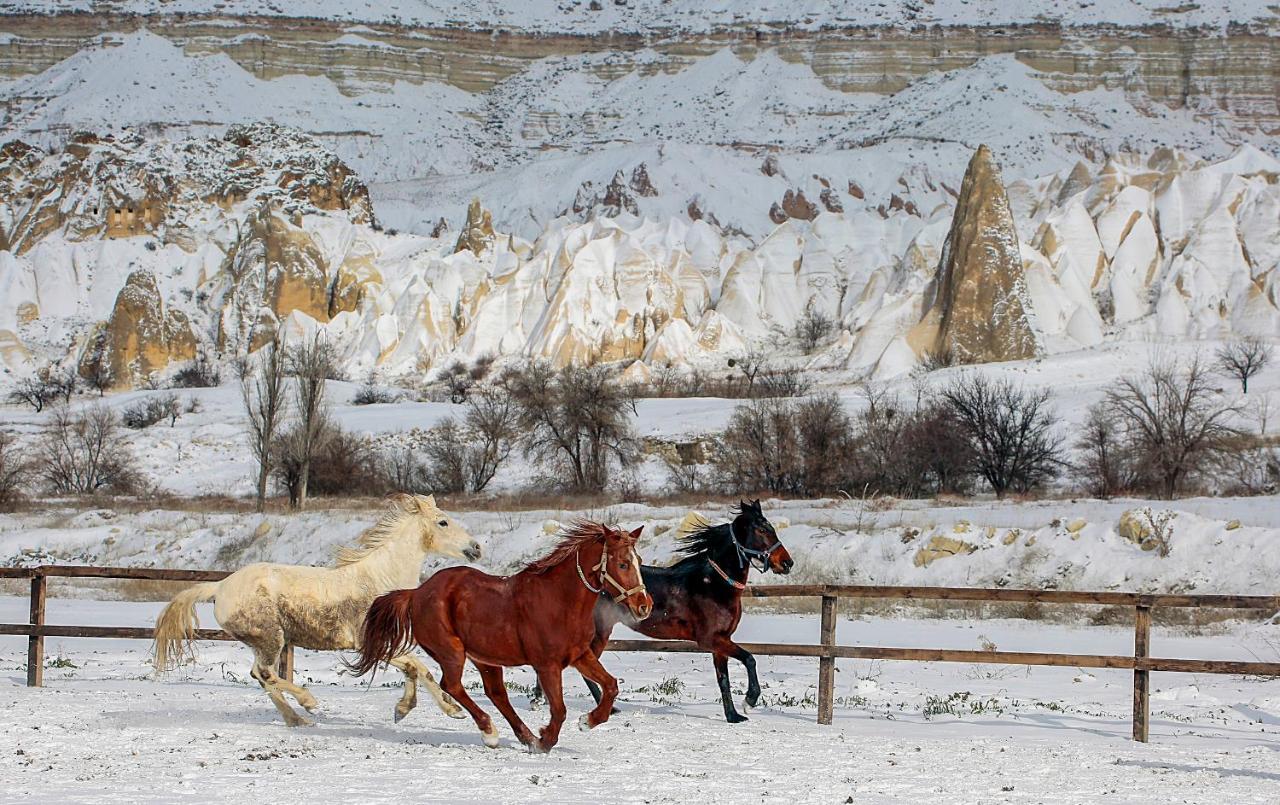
[153,493,482,727]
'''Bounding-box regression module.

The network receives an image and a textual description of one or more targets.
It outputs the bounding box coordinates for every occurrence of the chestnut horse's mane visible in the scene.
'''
[524,520,611,574]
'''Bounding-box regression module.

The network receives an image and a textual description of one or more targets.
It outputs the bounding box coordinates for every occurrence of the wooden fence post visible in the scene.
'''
[1133,602,1151,742]
[27,573,47,687]
[278,644,294,684]
[817,592,837,725]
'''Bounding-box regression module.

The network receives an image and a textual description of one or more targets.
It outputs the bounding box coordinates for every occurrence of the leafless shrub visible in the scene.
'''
[36,404,141,495]
[438,360,474,403]
[663,454,713,495]
[241,335,288,512]
[170,353,222,388]
[0,430,27,509]
[304,426,388,497]
[1104,357,1241,499]
[940,374,1064,498]
[378,447,432,495]
[1215,337,1271,394]
[501,361,637,493]
[1074,402,1144,498]
[794,308,836,353]
[122,393,181,429]
[755,364,813,398]
[918,347,955,373]
[714,393,853,495]
[352,372,397,405]
[80,330,113,396]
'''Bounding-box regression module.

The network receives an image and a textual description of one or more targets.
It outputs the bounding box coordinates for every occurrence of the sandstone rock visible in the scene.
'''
[761,154,781,177]
[85,270,197,389]
[819,188,843,213]
[1001,529,1019,545]
[913,535,978,567]
[1066,519,1087,533]
[910,145,1042,364]
[454,198,496,255]
[1224,519,1242,531]
[253,521,271,539]
[1117,509,1152,544]
[780,189,818,221]
[847,181,864,200]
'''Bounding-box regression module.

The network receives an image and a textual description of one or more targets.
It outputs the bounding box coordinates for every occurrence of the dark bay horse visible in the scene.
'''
[348,521,652,752]
[537,500,792,723]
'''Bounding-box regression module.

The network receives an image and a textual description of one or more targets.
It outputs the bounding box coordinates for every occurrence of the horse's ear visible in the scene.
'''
[628,526,643,542]
[393,492,417,512]
[751,499,762,512]
[423,494,437,509]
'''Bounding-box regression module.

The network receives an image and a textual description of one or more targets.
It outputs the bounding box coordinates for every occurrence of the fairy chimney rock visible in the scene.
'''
[910,145,1041,364]
[454,198,495,256]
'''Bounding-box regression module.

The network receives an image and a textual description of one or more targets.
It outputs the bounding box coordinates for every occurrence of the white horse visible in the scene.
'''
[153,493,482,727]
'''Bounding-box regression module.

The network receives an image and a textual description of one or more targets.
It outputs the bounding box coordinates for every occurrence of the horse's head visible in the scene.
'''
[396,493,482,562]
[602,524,653,620]
[732,499,793,574]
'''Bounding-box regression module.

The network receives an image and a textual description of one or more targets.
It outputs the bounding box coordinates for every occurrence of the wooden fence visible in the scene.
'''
[3,566,1279,742]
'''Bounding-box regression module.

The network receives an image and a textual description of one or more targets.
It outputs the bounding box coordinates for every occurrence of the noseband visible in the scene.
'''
[576,545,647,605]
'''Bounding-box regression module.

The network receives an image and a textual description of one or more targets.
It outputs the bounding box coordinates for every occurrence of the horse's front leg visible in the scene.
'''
[571,652,620,729]
[709,635,760,712]
[388,654,464,721]
[711,653,747,723]
[532,665,567,752]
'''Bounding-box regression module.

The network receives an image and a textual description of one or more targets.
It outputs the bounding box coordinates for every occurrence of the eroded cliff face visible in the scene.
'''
[0,15,1275,136]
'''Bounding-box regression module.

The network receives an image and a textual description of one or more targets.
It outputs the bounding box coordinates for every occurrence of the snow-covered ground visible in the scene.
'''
[3,600,1280,803]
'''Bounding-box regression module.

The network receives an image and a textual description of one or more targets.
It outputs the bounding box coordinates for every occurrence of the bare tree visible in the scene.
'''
[941,374,1064,498]
[81,329,113,396]
[7,375,58,412]
[1216,337,1271,394]
[0,430,26,509]
[286,334,336,509]
[36,404,140,495]
[502,361,637,493]
[1105,357,1241,499]
[462,385,518,492]
[241,335,288,512]
[794,308,836,354]
[714,394,854,496]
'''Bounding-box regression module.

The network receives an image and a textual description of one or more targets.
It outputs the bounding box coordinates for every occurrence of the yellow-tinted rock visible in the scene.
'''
[454,198,495,256]
[1118,509,1153,544]
[1224,519,1242,531]
[913,535,978,567]
[1066,518,1087,533]
[85,270,197,389]
[911,145,1041,364]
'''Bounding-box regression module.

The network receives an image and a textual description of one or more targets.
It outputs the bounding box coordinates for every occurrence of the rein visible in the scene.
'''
[576,545,646,605]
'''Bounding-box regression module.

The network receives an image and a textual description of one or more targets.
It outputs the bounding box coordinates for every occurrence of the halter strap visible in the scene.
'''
[707,557,747,590]
[576,546,647,605]
[730,520,782,571]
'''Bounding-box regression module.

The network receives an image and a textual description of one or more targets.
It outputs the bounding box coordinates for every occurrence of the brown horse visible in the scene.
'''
[534,500,792,722]
[349,521,652,752]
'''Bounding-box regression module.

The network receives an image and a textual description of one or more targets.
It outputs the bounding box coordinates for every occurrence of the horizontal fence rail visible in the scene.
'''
[3,565,1279,741]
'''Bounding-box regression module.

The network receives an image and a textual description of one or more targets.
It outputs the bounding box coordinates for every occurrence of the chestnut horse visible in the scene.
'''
[349,521,652,752]
[535,500,792,722]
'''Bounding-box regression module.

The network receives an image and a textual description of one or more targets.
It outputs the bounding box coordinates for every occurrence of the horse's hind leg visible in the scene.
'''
[571,652,620,730]
[435,650,501,748]
[474,662,537,748]
[388,655,464,721]
[532,665,567,753]
[248,644,313,728]
[709,635,760,711]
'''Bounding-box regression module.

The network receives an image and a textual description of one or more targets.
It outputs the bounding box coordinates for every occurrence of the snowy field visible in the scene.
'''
[3,600,1280,803]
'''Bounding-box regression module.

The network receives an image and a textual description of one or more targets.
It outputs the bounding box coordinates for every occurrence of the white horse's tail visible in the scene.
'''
[153,581,220,673]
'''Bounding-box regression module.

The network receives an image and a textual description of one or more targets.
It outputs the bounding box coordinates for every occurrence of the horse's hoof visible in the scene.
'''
[742,695,760,711]
[394,709,406,724]
[726,712,749,724]
[578,714,593,732]
[444,706,467,720]
[286,717,315,728]
[481,726,500,749]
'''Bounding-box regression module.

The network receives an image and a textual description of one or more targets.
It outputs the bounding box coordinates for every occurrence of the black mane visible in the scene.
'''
[674,514,733,560]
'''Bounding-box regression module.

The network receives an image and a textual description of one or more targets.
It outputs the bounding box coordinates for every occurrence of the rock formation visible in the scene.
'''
[82,270,197,389]
[910,145,1041,364]
[454,199,495,256]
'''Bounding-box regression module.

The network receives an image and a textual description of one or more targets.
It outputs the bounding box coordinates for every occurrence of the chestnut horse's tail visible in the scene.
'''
[347,588,417,678]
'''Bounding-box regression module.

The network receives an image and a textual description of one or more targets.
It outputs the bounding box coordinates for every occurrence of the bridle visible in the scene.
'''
[576,543,647,606]
[730,519,783,572]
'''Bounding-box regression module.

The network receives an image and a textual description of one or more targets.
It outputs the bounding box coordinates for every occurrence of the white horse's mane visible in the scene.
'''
[333,503,422,567]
